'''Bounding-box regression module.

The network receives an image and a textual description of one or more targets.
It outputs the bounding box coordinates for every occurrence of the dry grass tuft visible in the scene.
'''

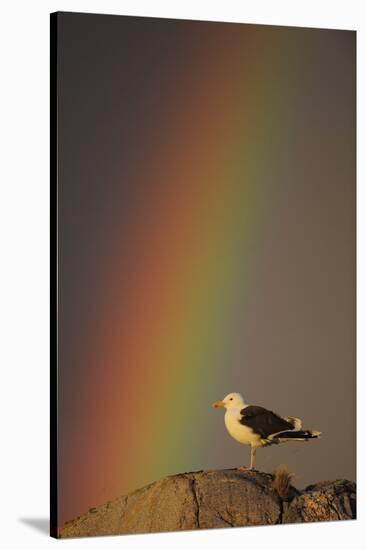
[271,464,294,500]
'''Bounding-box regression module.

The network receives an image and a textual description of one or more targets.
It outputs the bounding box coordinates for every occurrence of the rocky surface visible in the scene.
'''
[282,479,356,523]
[58,469,356,538]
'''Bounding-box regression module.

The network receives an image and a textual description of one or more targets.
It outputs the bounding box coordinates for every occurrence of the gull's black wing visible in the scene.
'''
[239,405,293,439]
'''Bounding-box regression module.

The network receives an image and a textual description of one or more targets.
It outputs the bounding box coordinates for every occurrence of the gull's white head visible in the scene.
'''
[212,392,245,410]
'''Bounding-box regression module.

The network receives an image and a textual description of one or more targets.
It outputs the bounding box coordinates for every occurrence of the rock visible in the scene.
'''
[283,479,356,523]
[58,469,356,538]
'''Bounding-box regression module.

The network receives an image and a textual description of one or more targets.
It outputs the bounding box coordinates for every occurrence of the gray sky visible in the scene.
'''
[56,13,356,524]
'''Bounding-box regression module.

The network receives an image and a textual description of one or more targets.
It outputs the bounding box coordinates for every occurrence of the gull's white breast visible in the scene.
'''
[224,409,261,446]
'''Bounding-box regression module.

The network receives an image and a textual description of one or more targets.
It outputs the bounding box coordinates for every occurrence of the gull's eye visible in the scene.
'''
[230,398,233,401]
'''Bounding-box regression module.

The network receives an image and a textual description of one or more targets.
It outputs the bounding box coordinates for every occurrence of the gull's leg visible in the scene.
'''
[250,447,257,470]
[238,447,250,471]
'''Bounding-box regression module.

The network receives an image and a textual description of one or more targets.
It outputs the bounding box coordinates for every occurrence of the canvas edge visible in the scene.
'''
[50,10,59,540]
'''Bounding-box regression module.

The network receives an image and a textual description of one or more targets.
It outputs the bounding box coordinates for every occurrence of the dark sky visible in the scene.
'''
[56,12,356,526]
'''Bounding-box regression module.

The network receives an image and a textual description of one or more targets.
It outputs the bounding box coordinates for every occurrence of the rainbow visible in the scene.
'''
[59,19,319,526]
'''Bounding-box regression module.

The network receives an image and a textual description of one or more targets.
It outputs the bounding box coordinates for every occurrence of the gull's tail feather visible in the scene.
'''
[273,429,322,442]
[284,416,302,430]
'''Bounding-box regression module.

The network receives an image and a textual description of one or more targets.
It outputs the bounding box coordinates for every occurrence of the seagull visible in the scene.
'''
[212,392,321,470]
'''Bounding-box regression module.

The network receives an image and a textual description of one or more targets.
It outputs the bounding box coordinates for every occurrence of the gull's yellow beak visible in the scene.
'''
[212,401,225,408]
